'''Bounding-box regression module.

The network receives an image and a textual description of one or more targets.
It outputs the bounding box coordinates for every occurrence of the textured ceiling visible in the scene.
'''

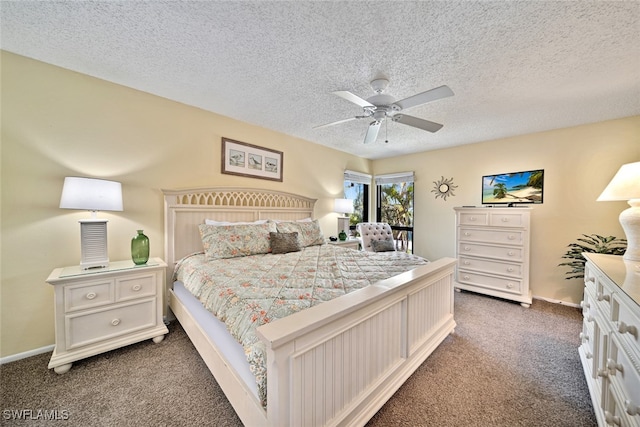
[1,1,639,160]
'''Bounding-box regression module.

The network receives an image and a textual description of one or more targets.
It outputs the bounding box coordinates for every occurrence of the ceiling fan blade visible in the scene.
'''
[363,121,381,144]
[333,91,375,108]
[313,117,358,129]
[393,85,454,111]
[392,114,443,133]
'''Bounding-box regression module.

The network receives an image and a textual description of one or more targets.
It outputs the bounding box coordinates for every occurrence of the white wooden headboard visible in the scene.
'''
[163,187,316,269]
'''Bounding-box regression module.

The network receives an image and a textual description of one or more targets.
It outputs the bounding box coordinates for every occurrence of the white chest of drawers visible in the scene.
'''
[46,258,169,374]
[454,207,532,307]
[580,253,640,427]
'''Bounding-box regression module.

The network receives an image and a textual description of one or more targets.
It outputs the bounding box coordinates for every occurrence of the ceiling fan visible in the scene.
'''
[314,78,454,144]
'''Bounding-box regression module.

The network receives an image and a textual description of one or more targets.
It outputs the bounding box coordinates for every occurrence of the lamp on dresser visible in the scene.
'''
[334,198,354,238]
[597,161,640,261]
[59,177,123,269]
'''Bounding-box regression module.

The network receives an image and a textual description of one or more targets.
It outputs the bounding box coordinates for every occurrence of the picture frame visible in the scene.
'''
[221,137,283,182]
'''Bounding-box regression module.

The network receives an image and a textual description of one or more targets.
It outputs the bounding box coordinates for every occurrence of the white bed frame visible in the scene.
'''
[164,187,456,427]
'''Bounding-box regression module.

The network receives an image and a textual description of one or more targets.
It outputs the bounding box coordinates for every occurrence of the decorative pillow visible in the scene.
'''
[270,232,302,254]
[276,220,325,247]
[198,222,277,260]
[371,239,396,252]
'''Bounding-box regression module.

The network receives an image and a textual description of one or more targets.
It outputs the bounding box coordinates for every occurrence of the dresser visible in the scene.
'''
[454,207,532,307]
[46,258,169,374]
[580,253,640,427]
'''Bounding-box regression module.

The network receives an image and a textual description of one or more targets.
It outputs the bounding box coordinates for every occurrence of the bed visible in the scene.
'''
[163,187,456,427]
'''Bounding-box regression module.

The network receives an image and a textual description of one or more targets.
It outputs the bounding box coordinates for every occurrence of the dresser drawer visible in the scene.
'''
[64,279,115,312]
[458,212,489,226]
[606,334,640,424]
[458,242,523,262]
[489,212,527,228]
[116,273,157,301]
[457,270,522,294]
[458,227,524,246]
[66,299,157,349]
[459,256,522,278]
[612,294,640,354]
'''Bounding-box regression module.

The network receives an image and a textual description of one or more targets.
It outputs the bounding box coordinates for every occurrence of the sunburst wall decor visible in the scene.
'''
[432,176,457,201]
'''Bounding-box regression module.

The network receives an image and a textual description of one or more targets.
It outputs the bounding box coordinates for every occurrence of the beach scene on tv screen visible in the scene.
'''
[482,170,544,204]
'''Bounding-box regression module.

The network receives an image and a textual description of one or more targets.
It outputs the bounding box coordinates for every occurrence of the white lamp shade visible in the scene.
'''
[60,177,123,211]
[597,162,640,201]
[597,161,640,261]
[334,198,354,214]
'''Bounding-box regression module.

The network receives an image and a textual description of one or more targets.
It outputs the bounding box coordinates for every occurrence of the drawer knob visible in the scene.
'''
[579,332,589,342]
[469,217,476,221]
[464,232,471,236]
[618,321,638,337]
[596,292,610,302]
[464,246,471,251]
[586,315,594,323]
[463,261,470,265]
[586,276,595,283]
[624,400,640,416]
[604,411,621,426]
[580,300,591,309]
[132,284,142,292]
[507,235,515,240]
[585,352,593,359]
[507,251,515,256]
[86,292,97,300]
[507,267,514,272]
[606,358,623,373]
[501,217,508,222]
[463,275,470,280]
[597,368,609,378]
[111,318,121,326]
[506,283,514,289]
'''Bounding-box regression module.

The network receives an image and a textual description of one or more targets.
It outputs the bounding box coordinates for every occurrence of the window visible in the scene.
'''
[375,171,414,253]
[343,170,370,231]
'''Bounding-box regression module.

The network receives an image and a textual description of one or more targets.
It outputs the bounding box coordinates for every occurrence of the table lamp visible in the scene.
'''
[59,177,123,269]
[334,198,354,237]
[597,161,640,261]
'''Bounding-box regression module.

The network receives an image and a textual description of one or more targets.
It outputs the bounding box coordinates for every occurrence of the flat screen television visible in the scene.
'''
[482,169,544,205]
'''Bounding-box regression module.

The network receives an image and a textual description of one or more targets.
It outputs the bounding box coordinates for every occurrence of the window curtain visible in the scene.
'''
[374,171,414,185]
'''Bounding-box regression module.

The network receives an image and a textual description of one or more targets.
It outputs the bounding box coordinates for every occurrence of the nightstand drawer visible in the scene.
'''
[116,273,156,301]
[64,279,115,312]
[458,242,523,262]
[459,256,522,278]
[66,299,157,349]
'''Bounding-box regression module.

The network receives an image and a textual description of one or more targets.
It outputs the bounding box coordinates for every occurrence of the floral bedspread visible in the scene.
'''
[174,244,428,407]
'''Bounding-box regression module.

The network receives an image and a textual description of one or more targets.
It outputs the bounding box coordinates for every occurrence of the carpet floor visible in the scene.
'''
[0,291,597,427]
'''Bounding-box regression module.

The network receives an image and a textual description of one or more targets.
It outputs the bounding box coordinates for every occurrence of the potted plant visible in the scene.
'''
[558,234,627,280]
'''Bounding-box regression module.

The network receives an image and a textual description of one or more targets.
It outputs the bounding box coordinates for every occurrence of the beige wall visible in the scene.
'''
[0,52,370,357]
[374,117,639,304]
[1,51,639,358]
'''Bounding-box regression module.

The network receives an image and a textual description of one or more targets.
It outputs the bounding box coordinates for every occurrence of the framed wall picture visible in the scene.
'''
[221,137,283,182]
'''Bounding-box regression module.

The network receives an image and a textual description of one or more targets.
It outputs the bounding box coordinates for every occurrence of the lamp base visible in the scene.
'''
[620,200,640,262]
[79,219,109,269]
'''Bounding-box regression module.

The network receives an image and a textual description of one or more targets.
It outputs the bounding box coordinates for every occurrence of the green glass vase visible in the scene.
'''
[131,230,149,265]
[338,230,348,241]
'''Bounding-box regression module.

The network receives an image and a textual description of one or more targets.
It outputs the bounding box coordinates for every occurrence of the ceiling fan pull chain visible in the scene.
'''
[385,117,389,143]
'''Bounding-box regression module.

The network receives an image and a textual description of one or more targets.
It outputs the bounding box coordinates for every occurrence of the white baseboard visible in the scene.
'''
[0,345,54,365]
[532,295,580,308]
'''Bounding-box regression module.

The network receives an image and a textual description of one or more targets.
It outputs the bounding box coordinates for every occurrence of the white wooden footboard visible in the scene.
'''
[257,257,456,427]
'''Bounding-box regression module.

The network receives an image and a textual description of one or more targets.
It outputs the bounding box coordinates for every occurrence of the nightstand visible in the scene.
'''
[328,239,361,250]
[46,258,169,374]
